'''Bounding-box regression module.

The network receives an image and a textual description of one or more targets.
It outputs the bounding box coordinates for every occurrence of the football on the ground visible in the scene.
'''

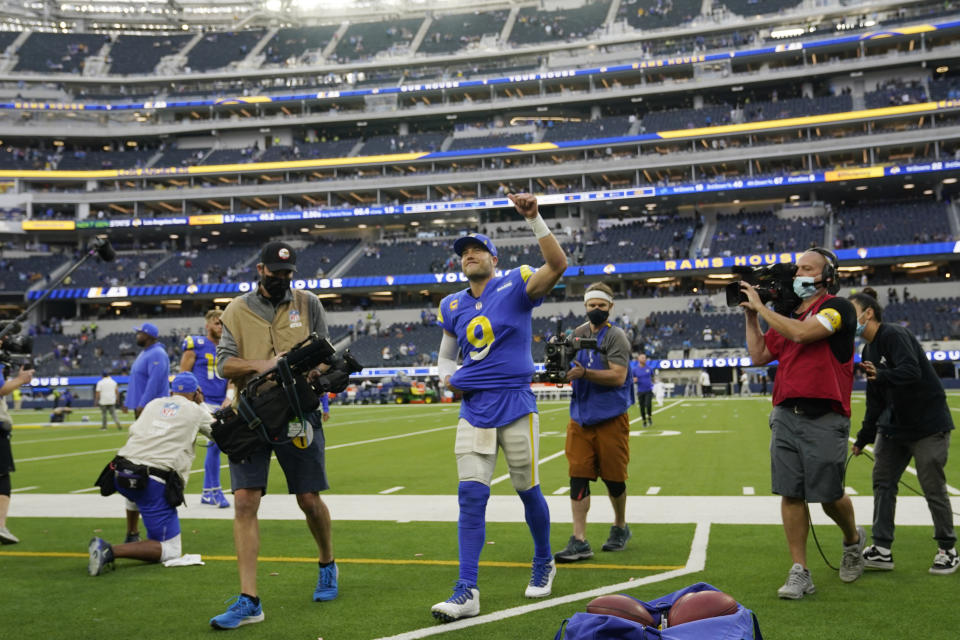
[668,590,739,626]
[586,594,655,626]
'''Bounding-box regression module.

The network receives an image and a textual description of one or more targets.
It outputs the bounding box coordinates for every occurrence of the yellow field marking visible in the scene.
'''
[0,550,681,571]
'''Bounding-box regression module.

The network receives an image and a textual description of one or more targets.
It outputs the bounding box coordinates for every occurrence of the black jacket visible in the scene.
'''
[854,323,954,448]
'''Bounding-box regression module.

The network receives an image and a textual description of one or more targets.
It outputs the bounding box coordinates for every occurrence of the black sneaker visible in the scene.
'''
[554,536,593,563]
[930,548,959,575]
[601,525,632,552]
[863,545,894,570]
[124,532,140,543]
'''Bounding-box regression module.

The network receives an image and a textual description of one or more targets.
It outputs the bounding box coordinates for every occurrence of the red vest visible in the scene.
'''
[764,294,854,417]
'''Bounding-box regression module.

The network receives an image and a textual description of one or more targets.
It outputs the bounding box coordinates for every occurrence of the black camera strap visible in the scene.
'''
[276,356,309,440]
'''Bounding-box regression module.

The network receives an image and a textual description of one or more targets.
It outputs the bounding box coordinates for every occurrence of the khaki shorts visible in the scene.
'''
[565,413,630,482]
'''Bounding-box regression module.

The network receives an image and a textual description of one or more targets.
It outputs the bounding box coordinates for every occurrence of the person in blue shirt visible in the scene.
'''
[180,310,233,509]
[431,193,567,623]
[631,353,655,427]
[123,322,170,543]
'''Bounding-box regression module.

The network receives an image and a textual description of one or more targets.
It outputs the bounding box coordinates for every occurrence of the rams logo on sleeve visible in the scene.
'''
[816,307,843,333]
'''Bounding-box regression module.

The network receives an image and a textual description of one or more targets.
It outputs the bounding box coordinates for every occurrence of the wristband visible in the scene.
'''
[525,214,551,239]
[225,388,236,401]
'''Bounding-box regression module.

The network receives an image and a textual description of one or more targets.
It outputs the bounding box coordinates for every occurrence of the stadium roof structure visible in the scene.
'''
[0,0,504,30]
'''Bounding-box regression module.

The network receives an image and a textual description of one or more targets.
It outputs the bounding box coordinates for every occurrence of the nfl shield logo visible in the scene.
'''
[289,309,301,324]
[160,402,179,418]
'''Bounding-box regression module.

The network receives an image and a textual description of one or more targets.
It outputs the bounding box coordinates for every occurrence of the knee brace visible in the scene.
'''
[570,477,591,501]
[602,479,626,498]
[0,473,10,496]
[159,534,182,562]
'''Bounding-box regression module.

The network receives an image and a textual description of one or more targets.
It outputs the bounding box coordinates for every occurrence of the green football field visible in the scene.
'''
[2,394,959,639]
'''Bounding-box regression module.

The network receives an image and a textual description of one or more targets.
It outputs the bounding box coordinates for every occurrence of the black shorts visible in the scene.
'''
[228,414,328,495]
[0,431,13,475]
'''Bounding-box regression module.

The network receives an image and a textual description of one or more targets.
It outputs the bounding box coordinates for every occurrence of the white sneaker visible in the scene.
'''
[431,581,479,623]
[930,548,959,575]
[777,563,815,599]
[524,558,556,598]
[839,525,866,583]
[0,526,19,545]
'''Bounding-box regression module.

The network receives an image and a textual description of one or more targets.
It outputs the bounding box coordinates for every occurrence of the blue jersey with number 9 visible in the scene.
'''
[438,266,542,428]
[181,335,227,405]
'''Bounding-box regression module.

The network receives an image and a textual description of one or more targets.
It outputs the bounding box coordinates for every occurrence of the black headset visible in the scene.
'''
[806,247,840,294]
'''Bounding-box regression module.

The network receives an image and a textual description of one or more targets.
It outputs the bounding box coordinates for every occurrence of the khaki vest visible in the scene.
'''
[220,289,313,390]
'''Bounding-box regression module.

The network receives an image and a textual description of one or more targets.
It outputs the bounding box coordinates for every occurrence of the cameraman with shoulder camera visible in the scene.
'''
[0,361,34,545]
[210,242,335,630]
[555,282,634,563]
[740,248,865,599]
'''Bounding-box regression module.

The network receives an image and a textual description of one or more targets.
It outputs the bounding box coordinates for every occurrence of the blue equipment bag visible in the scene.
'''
[555,583,762,640]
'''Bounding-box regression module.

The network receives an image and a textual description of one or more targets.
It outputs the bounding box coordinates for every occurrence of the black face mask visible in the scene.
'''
[587,308,609,326]
[261,274,291,300]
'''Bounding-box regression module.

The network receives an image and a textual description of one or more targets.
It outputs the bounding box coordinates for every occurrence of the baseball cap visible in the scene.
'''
[453,233,498,258]
[134,322,160,338]
[260,241,297,272]
[172,371,199,394]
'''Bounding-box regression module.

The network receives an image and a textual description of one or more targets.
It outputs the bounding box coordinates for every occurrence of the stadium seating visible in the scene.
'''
[447,132,533,151]
[154,147,209,168]
[509,0,610,44]
[333,18,424,62]
[418,11,509,55]
[0,255,68,291]
[883,297,960,341]
[541,116,634,142]
[62,252,168,288]
[721,0,802,17]
[201,148,259,165]
[186,29,266,72]
[582,216,697,263]
[108,34,194,75]
[864,80,927,109]
[618,0,701,31]
[0,146,55,170]
[263,26,339,65]
[359,133,448,155]
[834,200,952,248]
[57,149,154,171]
[13,32,108,73]
[292,239,363,278]
[711,211,826,256]
[345,241,458,277]
[929,77,960,100]
[145,245,260,285]
[347,322,439,367]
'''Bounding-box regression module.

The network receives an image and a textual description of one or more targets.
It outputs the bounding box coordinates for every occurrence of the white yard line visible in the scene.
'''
[742,486,755,496]
[372,522,711,640]
[14,433,126,445]
[629,399,686,424]
[379,486,405,495]
[17,448,118,463]
[10,486,38,493]
[646,486,661,495]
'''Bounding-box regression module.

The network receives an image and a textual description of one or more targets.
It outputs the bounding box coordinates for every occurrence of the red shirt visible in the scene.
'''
[764,294,854,417]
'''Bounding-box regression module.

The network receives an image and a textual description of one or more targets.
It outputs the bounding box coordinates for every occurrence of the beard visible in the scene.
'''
[463,262,493,282]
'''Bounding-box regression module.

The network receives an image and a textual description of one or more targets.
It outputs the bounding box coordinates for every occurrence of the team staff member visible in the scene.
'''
[180,309,234,509]
[741,248,865,599]
[0,363,34,545]
[849,290,957,574]
[555,283,634,564]
[431,193,567,623]
[95,371,123,431]
[123,322,170,544]
[211,241,335,630]
[88,372,214,576]
[631,353,654,427]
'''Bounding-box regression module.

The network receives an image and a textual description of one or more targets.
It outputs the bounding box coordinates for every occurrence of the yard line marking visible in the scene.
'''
[696,430,731,434]
[13,433,126,445]
[17,448,117,463]
[646,486,661,495]
[0,550,683,571]
[69,487,100,494]
[552,486,570,495]
[10,486,38,493]
[490,449,566,486]
[849,437,960,495]
[372,521,710,640]
[845,486,858,496]
[742,486,755,496]
[379,486,405,495]
[328,425,457,450]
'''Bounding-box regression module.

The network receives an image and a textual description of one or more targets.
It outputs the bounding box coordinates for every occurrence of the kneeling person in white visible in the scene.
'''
[88,372,215,577]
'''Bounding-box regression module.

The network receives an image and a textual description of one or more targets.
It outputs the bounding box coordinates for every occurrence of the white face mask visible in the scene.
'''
[793,276,818,299]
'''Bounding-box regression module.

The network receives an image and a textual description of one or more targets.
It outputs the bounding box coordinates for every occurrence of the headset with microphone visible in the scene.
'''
[805,247,840,294]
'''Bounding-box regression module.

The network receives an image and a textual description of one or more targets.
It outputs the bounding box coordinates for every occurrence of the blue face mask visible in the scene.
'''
[855,312,867,338]
[792,276,818,299]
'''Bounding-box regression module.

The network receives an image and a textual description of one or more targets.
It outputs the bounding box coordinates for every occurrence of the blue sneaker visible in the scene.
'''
[212,489,230,509]
[210,595,264,630]
[88,537,114,576]
[313,561,338,601]
[201,490,216,506]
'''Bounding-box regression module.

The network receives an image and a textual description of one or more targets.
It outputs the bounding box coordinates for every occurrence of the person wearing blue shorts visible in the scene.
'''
[88,372,213,576]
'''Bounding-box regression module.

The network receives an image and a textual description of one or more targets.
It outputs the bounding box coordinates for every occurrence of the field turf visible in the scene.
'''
[2,395,958,639]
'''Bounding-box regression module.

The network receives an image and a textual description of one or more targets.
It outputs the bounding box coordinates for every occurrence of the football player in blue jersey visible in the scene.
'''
[430,193,568,623]
[180,310,234,509]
